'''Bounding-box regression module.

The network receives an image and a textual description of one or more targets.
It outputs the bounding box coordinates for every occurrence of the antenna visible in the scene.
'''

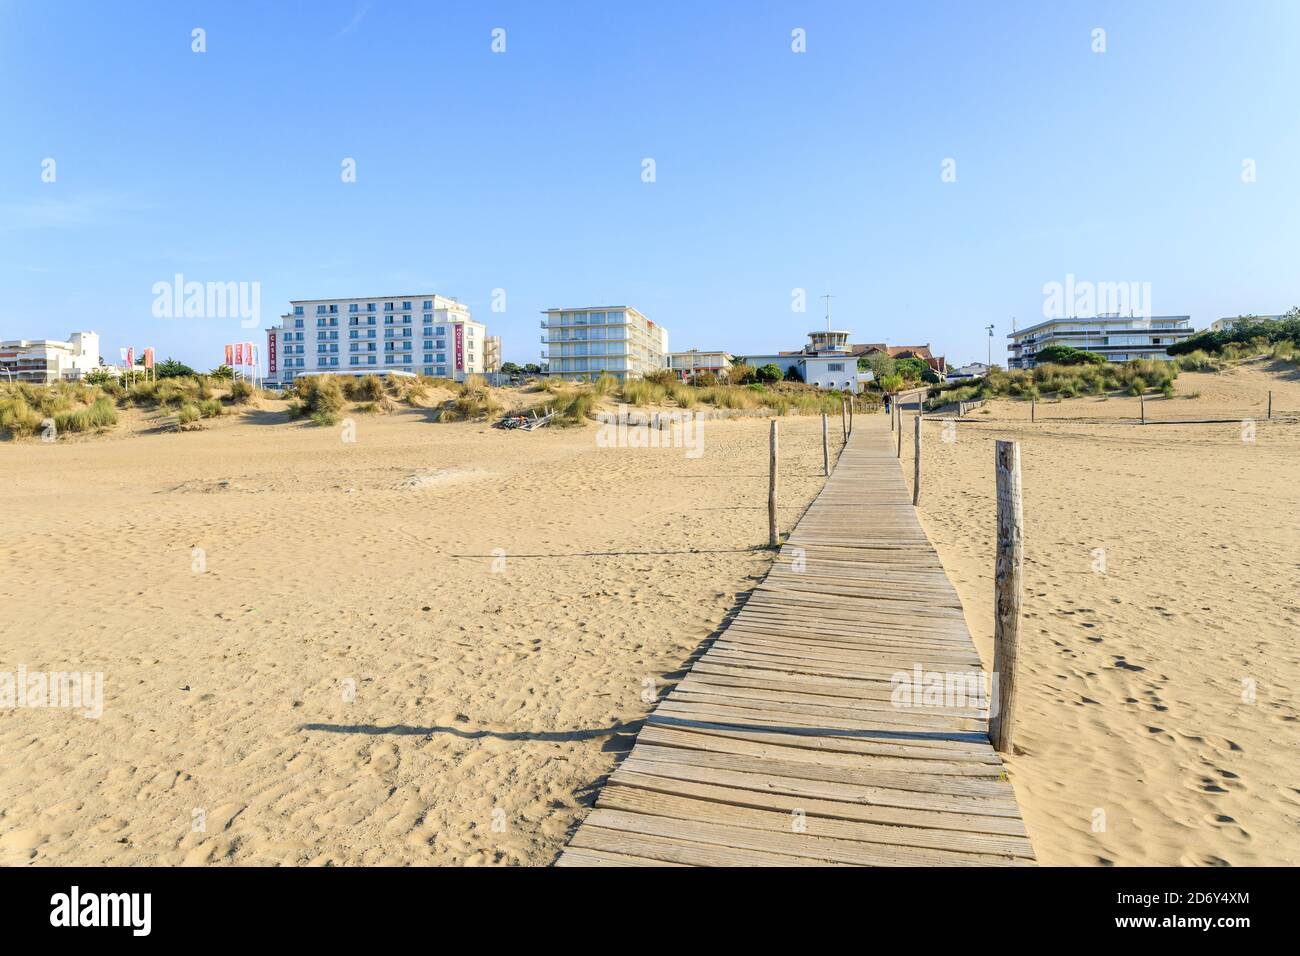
[820,293,835,332]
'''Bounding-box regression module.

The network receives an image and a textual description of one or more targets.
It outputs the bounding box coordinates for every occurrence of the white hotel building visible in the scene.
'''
[1007,315,1195,368]
[266,295,487,386]
[0,331,102,383]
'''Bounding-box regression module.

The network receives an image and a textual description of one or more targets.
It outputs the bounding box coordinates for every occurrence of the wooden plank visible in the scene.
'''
[559,417,1034,866]
[595,785,1033,859]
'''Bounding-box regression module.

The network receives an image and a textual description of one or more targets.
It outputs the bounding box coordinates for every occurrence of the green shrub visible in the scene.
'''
[198,398,224,418]
[177,404,201,425]
[227,379,256,405]
[1034,345,1107,366]
[1167,308,1299,356]
[83,368,118,386]
[309,409,339,426]
[54,396,118,433]
[0,397,44,438]
[555,390,597,425]
[344,375,384,401]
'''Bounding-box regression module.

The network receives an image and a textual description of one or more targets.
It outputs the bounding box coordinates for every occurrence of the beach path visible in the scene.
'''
[556,414,1035,866]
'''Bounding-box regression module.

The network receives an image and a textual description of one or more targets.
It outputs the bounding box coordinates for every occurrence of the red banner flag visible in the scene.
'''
[235,343,244,365]
[224,344,233,366]
[143,348,155,369]
[244,341,254,366]
[126,347,134,367]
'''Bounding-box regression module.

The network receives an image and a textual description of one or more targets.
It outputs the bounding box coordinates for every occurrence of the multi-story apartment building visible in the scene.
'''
[0,332,101,383]
[1007,315,1194,368]
[540,306,667,380]
[265,295,486,385]
[484,335,502,373]
[667,349,734,381]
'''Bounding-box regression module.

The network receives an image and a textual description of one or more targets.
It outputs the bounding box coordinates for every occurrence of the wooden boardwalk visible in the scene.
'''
[556,416,1034,866]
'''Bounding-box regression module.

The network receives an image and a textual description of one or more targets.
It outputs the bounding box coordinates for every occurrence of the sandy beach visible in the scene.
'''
[2,363,1297,867]
[0,407,830,865]
[915,363,1300,865]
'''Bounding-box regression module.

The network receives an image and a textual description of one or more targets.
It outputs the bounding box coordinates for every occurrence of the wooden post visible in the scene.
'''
[768,419,779,549]
[1268,390,1273,420]
[912,414,922,506]
[890,398,895,431]
[990,440,1023,754]
[1030,398,1035,423]
[896,413,903,458]
[1140,393,1146,425]
[841,397,847,443]
[848,393,854,435]
[821,413,829,477]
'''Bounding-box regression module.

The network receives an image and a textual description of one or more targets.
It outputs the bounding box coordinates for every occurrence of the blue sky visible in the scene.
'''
[2,0,1297,369]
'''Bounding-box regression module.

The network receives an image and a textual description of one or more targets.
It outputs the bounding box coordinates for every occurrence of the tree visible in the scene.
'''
[500,361,523,375]
[154,358,197,378]
[523,363,543,374]
[894,357,929,381]
[783,364,803,383]
[865,354,896,380]
[755,363,782,383]
[208,364,234,380]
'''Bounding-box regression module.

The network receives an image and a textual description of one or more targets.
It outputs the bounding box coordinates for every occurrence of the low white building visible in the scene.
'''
[265,295,487,386]
[0,332,102,383]
[1007,315,1194,368]
[737,330,871,393]
[947,362,991,381]
[668,349,733,381]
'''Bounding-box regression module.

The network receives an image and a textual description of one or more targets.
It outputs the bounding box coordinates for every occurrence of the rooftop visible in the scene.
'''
[1009,315,1192,338]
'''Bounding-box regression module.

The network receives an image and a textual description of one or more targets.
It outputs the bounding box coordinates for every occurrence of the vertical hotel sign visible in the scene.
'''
[455,325,464,372]
[267,330,277,374]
